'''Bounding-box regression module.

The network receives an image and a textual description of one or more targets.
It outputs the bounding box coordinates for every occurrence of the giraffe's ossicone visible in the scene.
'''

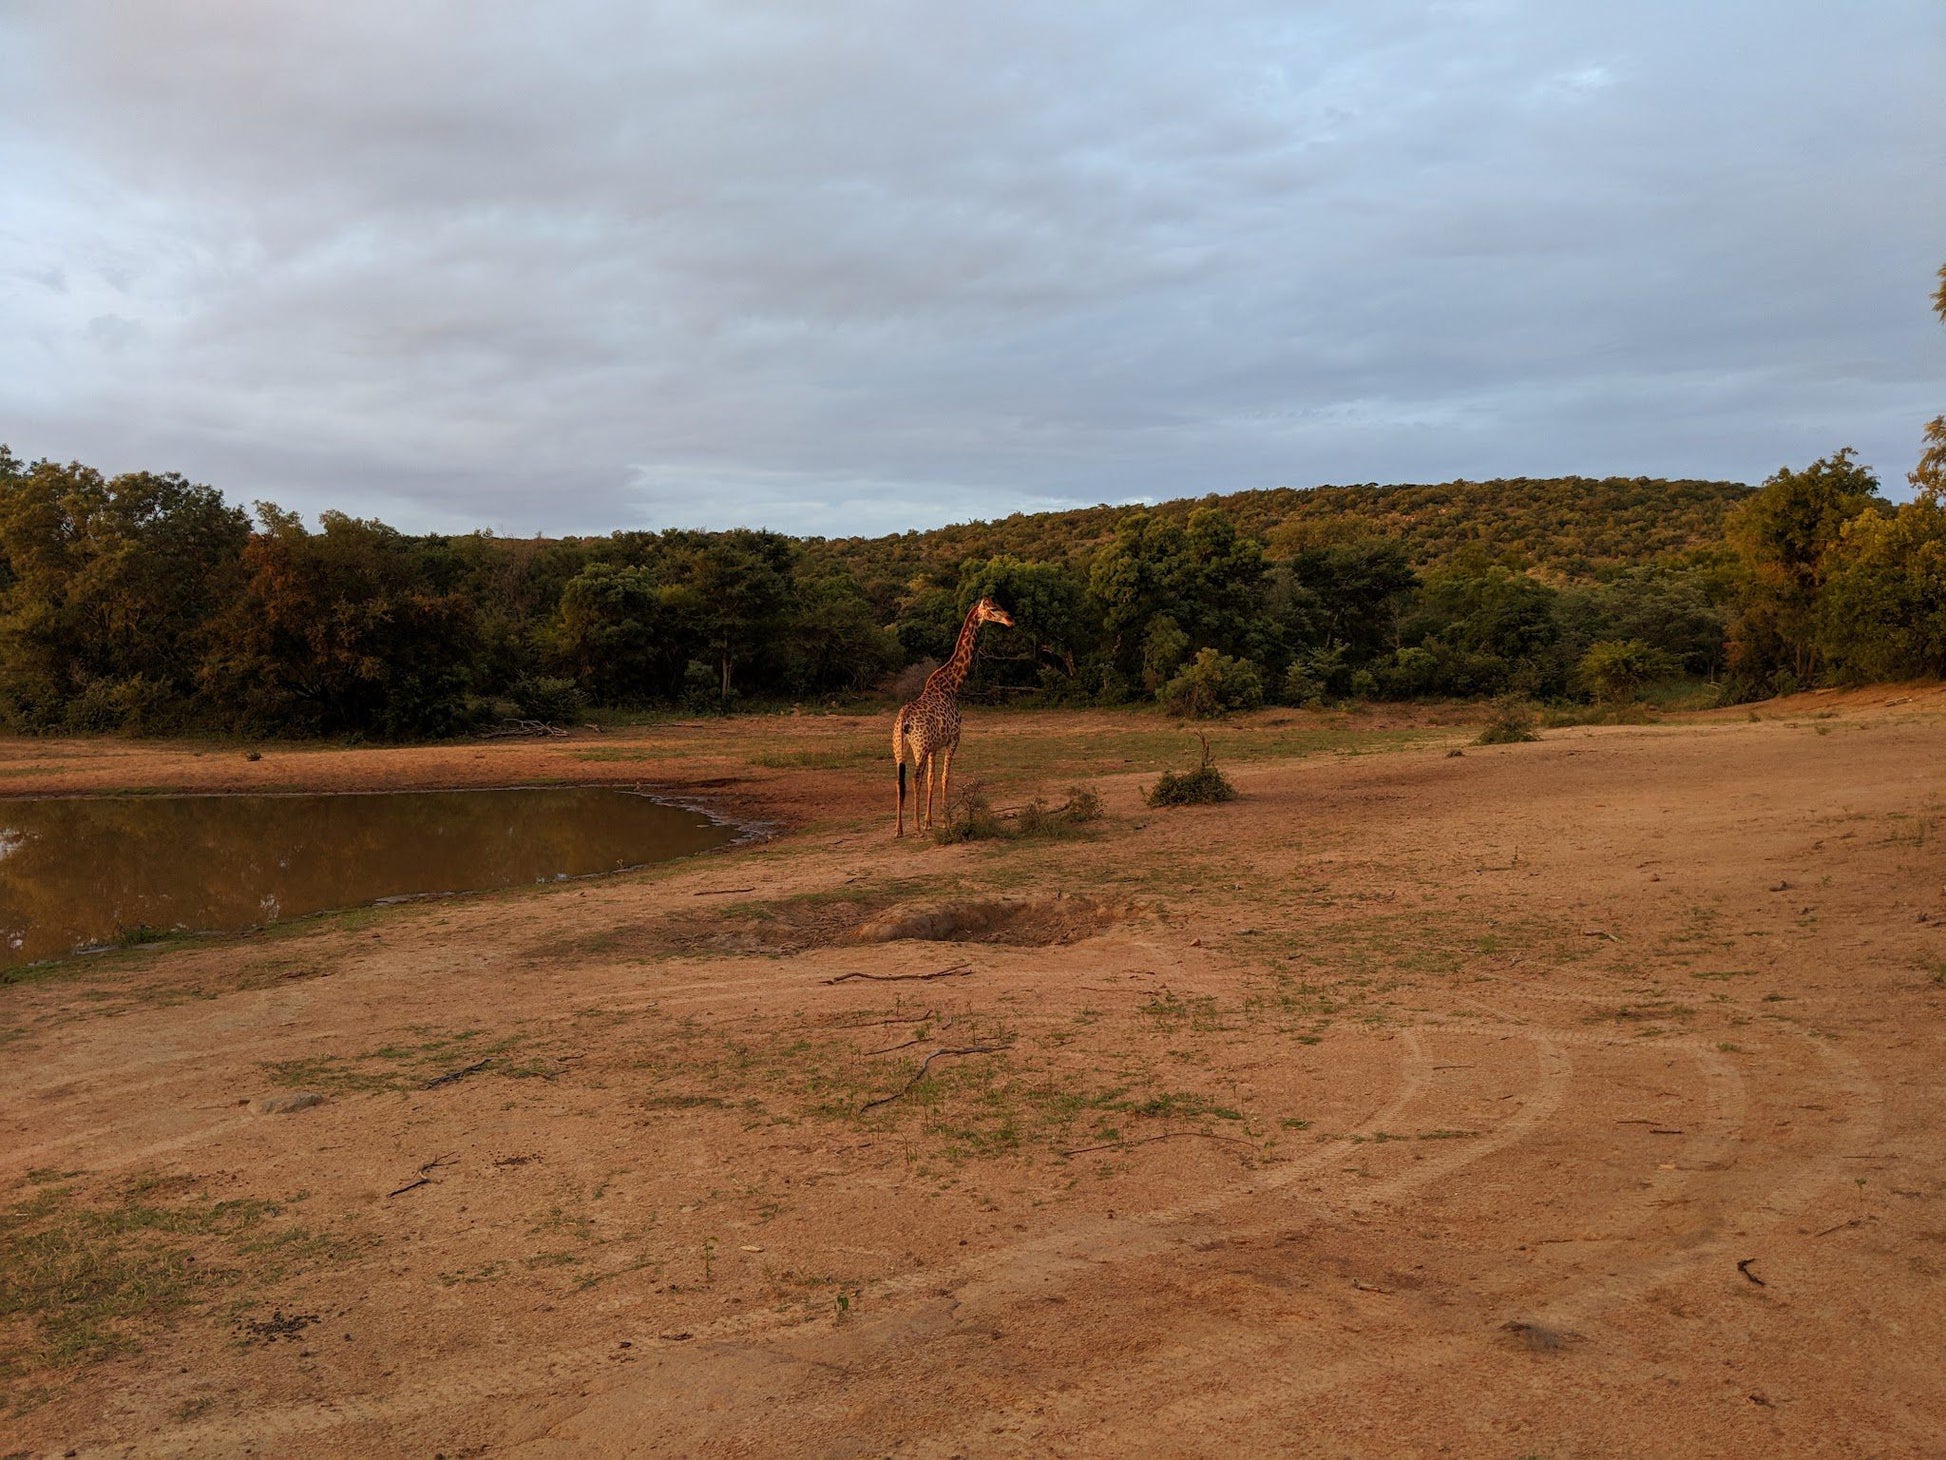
[893,596,1014,837]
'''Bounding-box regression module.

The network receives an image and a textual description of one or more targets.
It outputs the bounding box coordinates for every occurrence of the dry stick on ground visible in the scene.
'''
[424,1058,492,1089]
[692,887,756,897]
[828,1008,937,1029]
[387,1152,459,1198]
[1060,1129,1263,1159]
[860,1043,1013,1112]
[1736,1258,1767,1287]
[1814,1216,1869,1237]
[824,962,974,986]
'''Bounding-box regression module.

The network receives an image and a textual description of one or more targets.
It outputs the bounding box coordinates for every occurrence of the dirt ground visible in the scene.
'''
[3,689,1945,1458]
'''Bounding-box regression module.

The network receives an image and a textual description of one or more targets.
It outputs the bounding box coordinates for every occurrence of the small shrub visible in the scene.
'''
[61,675,174,735]
[510,675,585,724]
[1015,785,1102,836]
[1475,694,1539,745]
[932,785,1009,843]
[934,783,1102,844]
[1145,734,1238,807]
[1158,648,1264,719]
[1577,640,1676,704]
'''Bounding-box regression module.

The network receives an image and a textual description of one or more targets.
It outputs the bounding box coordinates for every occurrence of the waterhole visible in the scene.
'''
[0,787,737,969]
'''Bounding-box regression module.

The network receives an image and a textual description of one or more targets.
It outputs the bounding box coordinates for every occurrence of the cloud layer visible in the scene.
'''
[3,1,1942,535]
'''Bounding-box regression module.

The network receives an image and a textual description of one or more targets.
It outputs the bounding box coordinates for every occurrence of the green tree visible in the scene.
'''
[549,562,700,704]
[953,556,1093,696]
[1578,639,1676,703]
[202,508,478,737]
[1725,449,1885,689]
[789,570,899,694]
[1158,647,1264,719]
[1818,501,1946,680]
[0,455,249,730]
[684,530,795,702]
[1088,506,1266,678]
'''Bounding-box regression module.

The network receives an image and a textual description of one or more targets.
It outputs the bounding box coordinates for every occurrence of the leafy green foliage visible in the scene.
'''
[1724,449,1887,691]
[930,784,1102,844]
[1158,648,1265,719]
[1145,736,1239,806]
[1475,694,1540,744]
[1578,640,1678,704]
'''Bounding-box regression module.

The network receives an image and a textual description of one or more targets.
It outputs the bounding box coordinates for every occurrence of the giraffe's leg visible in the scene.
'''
[896,748,907,838]
[939,744,956,824]
[921,752,936,830]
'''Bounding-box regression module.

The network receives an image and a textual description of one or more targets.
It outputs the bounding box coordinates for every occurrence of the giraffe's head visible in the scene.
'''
[972,596,1015,628]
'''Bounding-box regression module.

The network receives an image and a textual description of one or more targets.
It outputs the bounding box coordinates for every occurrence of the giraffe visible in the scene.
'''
[893,596,1015,837]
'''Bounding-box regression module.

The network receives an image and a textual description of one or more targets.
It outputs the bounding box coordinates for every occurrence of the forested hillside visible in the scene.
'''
[804,474,1750,594]
[1,418,1941,740]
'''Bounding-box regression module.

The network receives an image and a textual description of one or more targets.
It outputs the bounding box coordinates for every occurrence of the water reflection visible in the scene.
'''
[0,788,735,968]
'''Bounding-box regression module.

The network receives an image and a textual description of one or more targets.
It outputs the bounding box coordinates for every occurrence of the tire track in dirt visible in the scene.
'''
[129,1023,1454,1456]
[937,1008,1884,1455]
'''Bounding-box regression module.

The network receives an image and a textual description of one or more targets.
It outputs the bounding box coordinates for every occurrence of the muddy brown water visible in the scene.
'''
[0,787,736,968]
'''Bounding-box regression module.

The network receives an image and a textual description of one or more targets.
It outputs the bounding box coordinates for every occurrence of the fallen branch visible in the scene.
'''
[1582,929,1622,943]
[860,1043,1012,1112]
[693,887,756,897]
[1736,1257,1766,1287]
[862,1036,924,1056]
[387,1153,458,1198]
[424,1058,492,1089]
[824,962,974,986]
[828,1008,936,1029]
[478,719,570,739]
[1813,1216,1868,1238]
[1059,1129,1261,1159]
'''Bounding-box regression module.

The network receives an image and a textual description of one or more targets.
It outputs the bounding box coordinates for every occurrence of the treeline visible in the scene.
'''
[2,267,1939,738]
[1,449,1940,739]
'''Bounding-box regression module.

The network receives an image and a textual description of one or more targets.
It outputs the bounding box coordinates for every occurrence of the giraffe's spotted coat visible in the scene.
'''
[893,597,1013,837]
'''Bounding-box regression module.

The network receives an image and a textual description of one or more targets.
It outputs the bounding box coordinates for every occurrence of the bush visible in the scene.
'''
[931,786,1008,843]
[933,783,1102,844]
[1475,694,1540,745]
[1577,639,1676,704]
[1145,735,1238,806]
[1158,648,1264,719]
[62,675,174,735]
[510,675,585,724]
[1015,785,1102,835]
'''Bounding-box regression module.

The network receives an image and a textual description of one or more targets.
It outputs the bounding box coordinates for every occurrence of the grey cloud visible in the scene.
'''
[1,0,1941,537]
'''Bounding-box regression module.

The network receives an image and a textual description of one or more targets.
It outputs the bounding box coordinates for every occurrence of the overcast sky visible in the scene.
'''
[2,2,1942,537]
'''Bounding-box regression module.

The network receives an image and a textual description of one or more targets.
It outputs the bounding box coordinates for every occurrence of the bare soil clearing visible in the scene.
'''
[3,691,1945,1457]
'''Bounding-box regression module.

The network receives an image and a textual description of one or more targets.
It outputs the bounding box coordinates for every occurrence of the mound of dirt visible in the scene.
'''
[570,889,1121,960]
[851,894,1117,947]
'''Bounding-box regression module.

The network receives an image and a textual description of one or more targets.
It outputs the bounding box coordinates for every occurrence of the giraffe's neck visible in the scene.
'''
[928,611,985,696]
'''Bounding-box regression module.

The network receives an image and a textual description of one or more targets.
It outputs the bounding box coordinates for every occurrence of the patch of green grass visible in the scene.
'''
[262,1029,517,1092]
[0,1174,332,1397]
[753,745,881,770]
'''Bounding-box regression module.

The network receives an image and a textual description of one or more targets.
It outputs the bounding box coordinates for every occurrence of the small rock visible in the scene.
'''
[1188,937,1204,948]
[244,749,262,762]
[250,1092,326,1116]
[1446,748,1465,758]
[1502,1319,1578,1353]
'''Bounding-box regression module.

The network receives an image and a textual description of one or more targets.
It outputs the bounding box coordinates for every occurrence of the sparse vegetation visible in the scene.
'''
[1475,694,1540,745]
[1146,734,1238,806]
[932,783,1103,844]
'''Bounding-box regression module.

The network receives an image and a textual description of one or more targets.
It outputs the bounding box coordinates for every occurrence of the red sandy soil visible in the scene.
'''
[2,688,1944,1457]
